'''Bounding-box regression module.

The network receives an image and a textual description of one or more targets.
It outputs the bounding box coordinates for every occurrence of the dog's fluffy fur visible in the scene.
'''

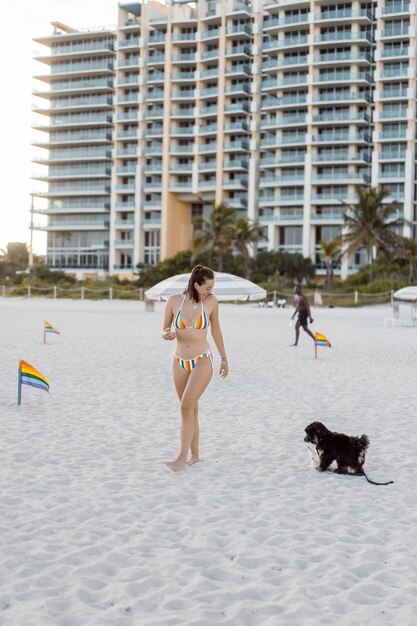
[304,421,369,475]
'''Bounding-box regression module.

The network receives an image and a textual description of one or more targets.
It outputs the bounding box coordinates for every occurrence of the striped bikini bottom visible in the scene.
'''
[174,350,213,374]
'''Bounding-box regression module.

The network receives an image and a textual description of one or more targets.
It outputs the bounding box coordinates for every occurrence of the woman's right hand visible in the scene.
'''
[161,327,176,341]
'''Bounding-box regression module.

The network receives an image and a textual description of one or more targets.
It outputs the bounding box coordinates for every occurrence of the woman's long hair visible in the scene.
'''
[184,265,214,302]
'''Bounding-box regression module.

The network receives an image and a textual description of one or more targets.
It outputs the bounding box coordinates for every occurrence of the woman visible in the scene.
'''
[161,265,228,472]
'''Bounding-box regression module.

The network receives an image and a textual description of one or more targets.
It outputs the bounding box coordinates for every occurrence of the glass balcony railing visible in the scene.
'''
[50,96,113,108]
[379,150,406,159]
[315,31,372,43]
[314,51,372,63]
[381,47,409,58]
[264,14,310,28]
[380,88,408,98]
[381,3,410,14]
[316,9,372,20]
[381,27,410,38]
[51,79,113,91]
[51,41,114,56]
[119,38,139,48]
[51,61,113,74]
[172,32,196,42]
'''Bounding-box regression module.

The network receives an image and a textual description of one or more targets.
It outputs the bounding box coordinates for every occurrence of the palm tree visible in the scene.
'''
[192,202,237,271]
[319,237,342,290]
[0,242,30,274]
[232,216,263,278]
[393,235,417,283]
[342,186,402,282]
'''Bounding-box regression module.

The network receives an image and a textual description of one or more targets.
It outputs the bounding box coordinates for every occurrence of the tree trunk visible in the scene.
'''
[368,245,374,283]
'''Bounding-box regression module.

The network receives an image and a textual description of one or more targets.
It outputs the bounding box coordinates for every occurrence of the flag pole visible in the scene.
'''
[18,360,22,405]
[314,334,317,359]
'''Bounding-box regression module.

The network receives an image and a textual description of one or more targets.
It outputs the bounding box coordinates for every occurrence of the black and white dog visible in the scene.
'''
[304,421,393,486]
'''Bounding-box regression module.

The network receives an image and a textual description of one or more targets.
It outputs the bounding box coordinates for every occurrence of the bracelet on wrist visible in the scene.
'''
[221,357,227,362]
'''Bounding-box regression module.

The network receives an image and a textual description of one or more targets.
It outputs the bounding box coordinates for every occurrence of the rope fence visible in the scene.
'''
[0,284,394,307]
[264,289,394,307]
[0,284,146,301]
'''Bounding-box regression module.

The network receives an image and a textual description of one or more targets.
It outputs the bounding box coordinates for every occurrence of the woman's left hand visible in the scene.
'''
[219,360,229,379]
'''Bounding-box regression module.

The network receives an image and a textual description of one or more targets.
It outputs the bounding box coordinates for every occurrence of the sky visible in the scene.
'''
[0,0,120,255]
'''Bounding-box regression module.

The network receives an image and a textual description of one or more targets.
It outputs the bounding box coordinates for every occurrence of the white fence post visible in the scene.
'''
[109,287,113,300]
[354,291,358,305]
[2,285,5,297]
[28,284,31,297]
[53,286,57,299]
[81,287,85,300]
[139,288,144,301]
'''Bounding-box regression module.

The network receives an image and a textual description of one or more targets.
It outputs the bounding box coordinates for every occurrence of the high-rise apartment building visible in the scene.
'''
[32,0,417,279]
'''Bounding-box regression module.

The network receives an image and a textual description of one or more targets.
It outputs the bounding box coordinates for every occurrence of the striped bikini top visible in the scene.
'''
[174,296,209,330]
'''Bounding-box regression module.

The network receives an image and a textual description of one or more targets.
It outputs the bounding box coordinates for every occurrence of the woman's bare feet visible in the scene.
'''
[164,460,187,473]
[186,455,201,466]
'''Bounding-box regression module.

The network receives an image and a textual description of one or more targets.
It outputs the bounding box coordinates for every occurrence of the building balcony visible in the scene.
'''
[201,29,220,41]
[314,72,371,85]
[379,150,406,160]
[262,56,308,72]
[198,142,217,154]
[314,51,372,65]
[172,32,196,43]
[312,152,371,163]
[264,36,308,52]
[114,239,134,247]
[34,186,110,197]
[147,89,164,101]
[226,25,251,37]
[312,92,371,104]
[45,42,114,57]
[143,218,161,228]
[199,161,216,172]
[381,3,411,15]
[315,9,372,22]
[223,140,249,152]
[169,181,193,191]
[223,178,248,189]
[380,27,411,39]
[380,47,409,59]
[311,210,343,220]
[312,133,370,144]
[378,130,407,140]
[171,89,195,100]
[223,160,248,171]
[148,54,165,65]
[117,57,140,69]
[263,15,310,31]
[169,163,193,173]
[118,38,140,49]
[145,144,163,154]
[315,31,373,44]
[224,121,249,133]
[312,113,371,124]
[225,45,251,58]
[263,75,308,90]
[310,194,356,203]
[225,83,251,96]
[379,88,409,99]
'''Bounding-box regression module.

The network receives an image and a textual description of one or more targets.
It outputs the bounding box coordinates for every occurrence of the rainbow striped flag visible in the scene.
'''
[315,332,331,347]
[44,321,60,335]
[18,360,49,405]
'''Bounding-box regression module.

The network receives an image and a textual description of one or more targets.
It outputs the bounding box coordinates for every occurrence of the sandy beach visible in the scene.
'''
[1,297,417,625]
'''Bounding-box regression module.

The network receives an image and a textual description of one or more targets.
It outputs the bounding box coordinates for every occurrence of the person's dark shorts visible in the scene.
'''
[297,310,309,326]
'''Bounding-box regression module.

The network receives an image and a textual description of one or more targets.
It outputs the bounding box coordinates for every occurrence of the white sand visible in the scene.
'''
[1,297,417,625]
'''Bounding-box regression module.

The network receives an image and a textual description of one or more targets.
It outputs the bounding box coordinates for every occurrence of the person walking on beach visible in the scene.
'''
[161,265,228,472]
[291,285,315,346]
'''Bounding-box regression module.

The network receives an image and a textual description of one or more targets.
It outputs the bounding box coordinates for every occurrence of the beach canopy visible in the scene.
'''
[145,271,267,302]
[393,286,417,302]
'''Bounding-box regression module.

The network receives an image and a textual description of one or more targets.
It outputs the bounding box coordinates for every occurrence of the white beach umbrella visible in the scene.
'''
[145,271,266,302]
[393,286,417,302]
